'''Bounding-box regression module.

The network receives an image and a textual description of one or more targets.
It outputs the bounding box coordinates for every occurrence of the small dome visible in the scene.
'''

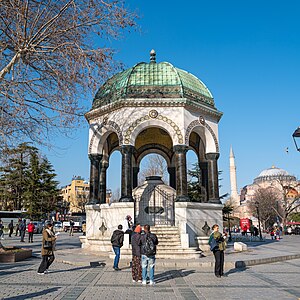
[92,61,215,109]
[257,166,289,178]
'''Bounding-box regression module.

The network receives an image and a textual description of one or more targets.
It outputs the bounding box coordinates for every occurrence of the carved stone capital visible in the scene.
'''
[173,145,189,154]
[205,152,220,161]
[88,153,103,163]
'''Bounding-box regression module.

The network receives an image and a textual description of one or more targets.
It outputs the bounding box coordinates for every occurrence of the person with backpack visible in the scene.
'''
[139,224,158,285]
[110,224,124,271]
[208,224,226,278]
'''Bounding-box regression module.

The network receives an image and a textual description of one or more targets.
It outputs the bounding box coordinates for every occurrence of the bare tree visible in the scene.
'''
[0,0,137,149]
[273,177,300,226]
[249,188,281,229]
[138,154,168,185]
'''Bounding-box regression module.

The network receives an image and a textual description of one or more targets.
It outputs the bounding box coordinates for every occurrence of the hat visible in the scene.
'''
[134,225,141,233]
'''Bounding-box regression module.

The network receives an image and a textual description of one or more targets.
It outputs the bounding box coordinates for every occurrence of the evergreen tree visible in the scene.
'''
[0,143,35,209]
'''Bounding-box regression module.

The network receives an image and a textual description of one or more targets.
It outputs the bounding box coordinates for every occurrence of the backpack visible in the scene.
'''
[143,234,156,257]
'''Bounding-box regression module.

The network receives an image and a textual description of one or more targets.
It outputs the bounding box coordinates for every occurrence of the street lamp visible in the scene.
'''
[255,201,263,240]
[292,127,300,152]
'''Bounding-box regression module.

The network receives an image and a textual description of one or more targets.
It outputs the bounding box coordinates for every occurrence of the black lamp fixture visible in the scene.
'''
[292,127,300,152]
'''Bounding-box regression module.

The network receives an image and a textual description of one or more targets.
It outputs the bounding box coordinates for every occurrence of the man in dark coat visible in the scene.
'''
[110,224,124,271]
[19,219,26,242]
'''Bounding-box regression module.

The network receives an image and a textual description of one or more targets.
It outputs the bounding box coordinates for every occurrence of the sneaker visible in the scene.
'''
[149,281,155,286]
[132,279,136,283]
[137,280,142,283]
[44,269,51,274]
[37,272,45,275]
[113,267,121,271]
[142,281,147,285]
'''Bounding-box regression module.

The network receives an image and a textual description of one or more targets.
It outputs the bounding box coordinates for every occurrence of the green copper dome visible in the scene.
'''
[92,58,215,109]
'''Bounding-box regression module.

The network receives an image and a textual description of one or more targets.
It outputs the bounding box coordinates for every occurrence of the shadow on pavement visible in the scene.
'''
[49,265,92,273]
[0,268,35,276]
[155,269,196,283]
[225,267,249,276]
[4,287,60,300]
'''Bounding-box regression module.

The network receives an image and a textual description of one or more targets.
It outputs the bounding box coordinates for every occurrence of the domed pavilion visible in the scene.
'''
[82,51,224,256]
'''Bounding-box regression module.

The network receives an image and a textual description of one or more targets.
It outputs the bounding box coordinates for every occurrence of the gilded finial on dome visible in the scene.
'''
[150,49,156,63]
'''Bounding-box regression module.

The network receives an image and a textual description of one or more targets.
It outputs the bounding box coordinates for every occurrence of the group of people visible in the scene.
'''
[270,227,281,240]
[111,216,159,286]
[1,218,36,242]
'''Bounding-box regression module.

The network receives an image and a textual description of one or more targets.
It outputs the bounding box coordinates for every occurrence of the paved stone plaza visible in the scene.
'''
[0,234,300,299]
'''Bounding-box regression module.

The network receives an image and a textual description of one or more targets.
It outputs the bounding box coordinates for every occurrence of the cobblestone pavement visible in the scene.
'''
[0,257,300,300]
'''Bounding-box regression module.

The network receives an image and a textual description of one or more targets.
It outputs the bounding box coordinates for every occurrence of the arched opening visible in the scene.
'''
[107,150,121,203]
[138,153,169,186]
[187,131,208,202]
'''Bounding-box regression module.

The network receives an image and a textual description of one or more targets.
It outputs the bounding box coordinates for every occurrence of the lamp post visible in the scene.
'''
[227,212,232,242]
[255,201,263,240]
[292,127,300,152]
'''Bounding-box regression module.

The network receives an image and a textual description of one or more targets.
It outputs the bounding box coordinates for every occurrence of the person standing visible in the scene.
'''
[69,219,75,236]
[0,219,4,240]
[15,218,21,236]
[110,224,124,271]
[209,224,226,278]
[27,220,35,243]
[37,221,57,274]
[131,224,142,283]
[139,224,158,285]
[8,220,14,237]
[19,219,26,242]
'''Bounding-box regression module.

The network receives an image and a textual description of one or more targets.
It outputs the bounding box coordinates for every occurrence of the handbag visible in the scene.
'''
[44,240,52,249]
[209,236,219,251]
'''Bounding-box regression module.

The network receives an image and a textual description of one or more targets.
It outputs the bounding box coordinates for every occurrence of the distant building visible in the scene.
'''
[60,177,112,213]
[228,148,300,222]
[61,176,89,213]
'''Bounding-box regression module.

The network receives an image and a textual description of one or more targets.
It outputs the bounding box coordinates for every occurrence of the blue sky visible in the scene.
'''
[44,0,300,197]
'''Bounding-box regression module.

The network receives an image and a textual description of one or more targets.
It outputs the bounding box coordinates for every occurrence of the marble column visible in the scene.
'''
[174,145,190,202]
[199,161,209,202]
[168,166,176,189]
[205,152,221,204]
[88,154,102,205]
[120,145,134,202]
[132,166,140,189]
[99,161,109,204]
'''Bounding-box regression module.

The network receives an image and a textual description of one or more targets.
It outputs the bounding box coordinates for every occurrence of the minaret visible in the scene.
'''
[229,146,239,207]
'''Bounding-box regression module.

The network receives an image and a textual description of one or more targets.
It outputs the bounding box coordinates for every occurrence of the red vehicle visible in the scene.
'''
[240,218,251,230]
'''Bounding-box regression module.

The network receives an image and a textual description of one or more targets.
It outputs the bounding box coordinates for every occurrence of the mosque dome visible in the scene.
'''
[254,166,295,183]
[92,50,215,110]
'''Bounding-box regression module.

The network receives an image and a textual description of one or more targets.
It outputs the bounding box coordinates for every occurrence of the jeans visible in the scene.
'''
[113,246,120,268]
[141,255,156,282]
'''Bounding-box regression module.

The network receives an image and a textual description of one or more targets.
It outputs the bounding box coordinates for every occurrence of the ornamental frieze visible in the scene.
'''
[185,117,219,152]
[88,119,123,153]
[124,111,183,145]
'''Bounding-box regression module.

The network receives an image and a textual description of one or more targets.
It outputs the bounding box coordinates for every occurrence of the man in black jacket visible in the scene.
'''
[110,224,124,271]
[139,224,158,285]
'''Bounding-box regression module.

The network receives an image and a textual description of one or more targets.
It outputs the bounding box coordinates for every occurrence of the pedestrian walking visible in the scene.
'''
[19,219,26,242]
[110,224,124,271]
[69,219,75,236]
[208,224,226,278]
[139,224,158,286]
[37,221,57,274]
[15,218,21,236]
[8,220,14,237]
[27,220,35,243]
[131,224,142,283]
